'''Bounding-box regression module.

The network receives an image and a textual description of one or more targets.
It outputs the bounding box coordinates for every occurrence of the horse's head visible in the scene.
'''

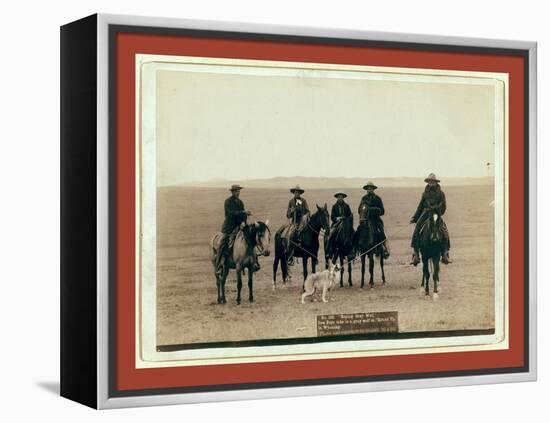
[316,203,330,233]
[359,203,369,221]
[428,210,440,242]
[253,220,271,257]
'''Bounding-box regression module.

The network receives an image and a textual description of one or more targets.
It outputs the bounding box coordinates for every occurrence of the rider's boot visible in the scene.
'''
[215,252,225,277]
[410,248,420,266]
[287,251,294,266]
[253,256,261,272]
[382,240,390,259]
[441,249,452,265]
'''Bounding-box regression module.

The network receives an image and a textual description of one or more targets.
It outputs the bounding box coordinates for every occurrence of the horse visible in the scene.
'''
[325,215,355,287]
[273,204,330,289]
[418,208,443,299]
[354,206,386,289]
[210,220,271,304]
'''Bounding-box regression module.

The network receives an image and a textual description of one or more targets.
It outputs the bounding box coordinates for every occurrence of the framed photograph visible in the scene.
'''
[60,13,537,409]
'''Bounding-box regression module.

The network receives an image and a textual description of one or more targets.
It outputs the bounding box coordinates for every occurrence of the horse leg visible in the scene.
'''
[361,253,366,288]
[380,255,386,285]
[347,258,353,287]
[236,266,243,305]
[215,268,222,304]
[368,253,374,288]
[433,256,440,295]
[272,254,279,290]
[423,257,430,296]
[248,265,254,303]
[282,254,288,283]
[339,255,344,287]
[302,257,308,292]
[219,267,229,304]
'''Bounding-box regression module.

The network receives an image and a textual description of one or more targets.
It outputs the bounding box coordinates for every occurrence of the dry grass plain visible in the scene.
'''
[156,184,495,346]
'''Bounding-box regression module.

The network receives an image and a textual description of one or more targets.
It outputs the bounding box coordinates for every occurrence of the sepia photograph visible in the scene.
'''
[136,55,508,366]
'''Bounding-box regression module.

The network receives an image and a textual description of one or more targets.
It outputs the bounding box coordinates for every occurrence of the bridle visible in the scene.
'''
[308,209,329,236]
[254,224,271,256]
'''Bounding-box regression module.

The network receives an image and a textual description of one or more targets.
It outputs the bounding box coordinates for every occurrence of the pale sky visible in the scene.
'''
[155,66,499,186]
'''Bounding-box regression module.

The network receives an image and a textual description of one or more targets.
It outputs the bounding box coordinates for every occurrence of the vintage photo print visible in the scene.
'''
[135,54,508,368]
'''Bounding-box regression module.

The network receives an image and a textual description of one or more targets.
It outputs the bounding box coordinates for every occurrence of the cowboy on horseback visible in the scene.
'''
[282,185,310,261]
[214,184,255,275]
[357,181,390,259]
[410,173,452,266]
[331,192,353,225]
[326,192,353,256]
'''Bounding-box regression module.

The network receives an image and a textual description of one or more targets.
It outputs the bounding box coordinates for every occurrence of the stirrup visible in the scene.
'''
[410,253,420,266]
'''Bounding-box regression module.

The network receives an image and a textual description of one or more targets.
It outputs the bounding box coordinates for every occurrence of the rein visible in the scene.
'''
[253,225,270,255]
[350,238,387,263]
[307,211,327,236]
[289,239,318,259]
[308,222,322,235]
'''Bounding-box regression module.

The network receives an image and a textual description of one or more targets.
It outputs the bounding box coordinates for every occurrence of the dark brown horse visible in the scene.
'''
[325,215,355,287]
[418,208,442,299]
[273,205,330,288]
[354,206,386,289]
[210,220,271,304]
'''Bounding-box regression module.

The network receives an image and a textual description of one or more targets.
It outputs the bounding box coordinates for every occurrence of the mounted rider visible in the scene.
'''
[331,192,353,225]
[326,192,353,255]
[410,173,452,265]
[357,181,390,259]
[214,184,256,275]
[282,185,310,260]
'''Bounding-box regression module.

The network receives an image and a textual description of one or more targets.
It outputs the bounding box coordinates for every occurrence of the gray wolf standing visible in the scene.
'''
[301,263,340,304]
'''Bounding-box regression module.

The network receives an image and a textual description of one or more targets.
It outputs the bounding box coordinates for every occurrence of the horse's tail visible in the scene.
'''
[273,229,289,281]
[210,232,223,265]
[274,230,287,258]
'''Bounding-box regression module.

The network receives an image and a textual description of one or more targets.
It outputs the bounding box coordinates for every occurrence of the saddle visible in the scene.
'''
[417,215,447,243]
[215,226,243,273]
[281,214,308,240]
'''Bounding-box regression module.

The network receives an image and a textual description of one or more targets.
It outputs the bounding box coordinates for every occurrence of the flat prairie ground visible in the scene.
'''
[156,184,495,346]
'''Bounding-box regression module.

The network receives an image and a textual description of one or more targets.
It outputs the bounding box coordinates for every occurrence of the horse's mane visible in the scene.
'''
[255,220,271,235]
[358,205,371,223]
[310,205,329,229]
[333,215,354,244]
[419,211,442,242]
[242,221,270,247]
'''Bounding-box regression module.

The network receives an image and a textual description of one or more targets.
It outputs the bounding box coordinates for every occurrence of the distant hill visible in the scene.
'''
[171,176,494,189]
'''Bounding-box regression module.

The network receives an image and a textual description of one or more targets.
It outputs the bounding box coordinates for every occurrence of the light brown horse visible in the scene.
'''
[210,220,271,304]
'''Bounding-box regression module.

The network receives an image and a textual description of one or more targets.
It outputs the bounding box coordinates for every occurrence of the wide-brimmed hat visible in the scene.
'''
[334,192,347,198]
[362,181,378,190]
[229,184,244,191]
[424,173,440,183]
[290,185,305,194]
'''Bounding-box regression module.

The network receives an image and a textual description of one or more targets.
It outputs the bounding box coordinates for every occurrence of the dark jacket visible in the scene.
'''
[286,197,310,222]
[411,184,447,223]
[358,193,385,225]
[331,201,352,225]
[221,196,247,234]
